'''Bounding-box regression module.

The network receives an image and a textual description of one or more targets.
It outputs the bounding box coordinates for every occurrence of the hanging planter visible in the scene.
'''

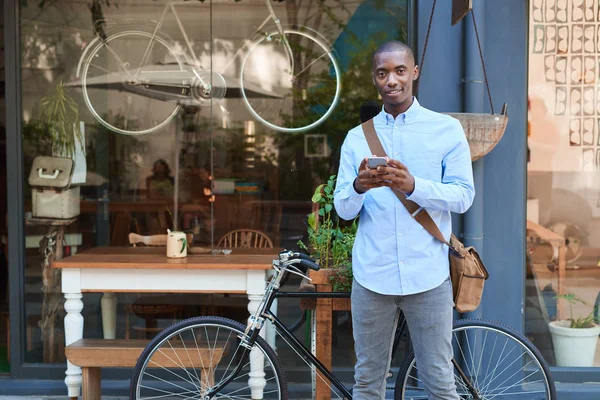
[422,0,509,162]
[446,111,508,161]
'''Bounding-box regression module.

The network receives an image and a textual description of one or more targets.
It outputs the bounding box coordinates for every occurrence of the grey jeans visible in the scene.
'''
[351,278,458,400]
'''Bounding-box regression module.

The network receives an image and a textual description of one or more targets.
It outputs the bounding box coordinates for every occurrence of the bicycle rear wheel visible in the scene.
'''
[394,319,556,399]
[79,30,184,135]
[240,29,341,133]
[130,316,288,400]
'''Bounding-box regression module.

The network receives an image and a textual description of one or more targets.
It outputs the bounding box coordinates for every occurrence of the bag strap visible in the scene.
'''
[362,119,451,247]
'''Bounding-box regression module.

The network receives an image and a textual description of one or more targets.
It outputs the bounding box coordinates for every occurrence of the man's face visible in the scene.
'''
[372,50,419,108]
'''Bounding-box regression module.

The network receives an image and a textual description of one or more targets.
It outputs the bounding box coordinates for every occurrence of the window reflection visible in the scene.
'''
[20,0,408,367]
[528,0,600,368]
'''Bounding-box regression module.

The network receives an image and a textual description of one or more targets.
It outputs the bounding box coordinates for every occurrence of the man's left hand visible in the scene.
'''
[376,158,415,194]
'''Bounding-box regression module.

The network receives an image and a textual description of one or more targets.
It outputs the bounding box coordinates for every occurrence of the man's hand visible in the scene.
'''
[376,158,415,194]
[354,157,388,193]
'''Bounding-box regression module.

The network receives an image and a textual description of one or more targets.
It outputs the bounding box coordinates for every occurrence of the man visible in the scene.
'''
[333,41,475,399]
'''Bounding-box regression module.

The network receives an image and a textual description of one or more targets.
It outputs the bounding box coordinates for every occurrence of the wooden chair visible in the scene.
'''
[217,229,273,249]
[125,233,190,339]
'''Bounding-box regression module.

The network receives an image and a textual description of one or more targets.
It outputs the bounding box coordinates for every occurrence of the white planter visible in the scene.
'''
[548,320,600,367]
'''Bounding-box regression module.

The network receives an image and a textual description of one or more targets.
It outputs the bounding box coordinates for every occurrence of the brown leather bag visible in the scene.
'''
[361,119,489,312]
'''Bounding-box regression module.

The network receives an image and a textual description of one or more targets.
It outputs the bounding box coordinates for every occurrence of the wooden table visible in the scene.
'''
[526,219,567,319]
[53,247,278,399]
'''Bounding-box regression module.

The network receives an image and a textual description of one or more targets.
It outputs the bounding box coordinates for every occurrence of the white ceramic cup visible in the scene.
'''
[166,229,188,258]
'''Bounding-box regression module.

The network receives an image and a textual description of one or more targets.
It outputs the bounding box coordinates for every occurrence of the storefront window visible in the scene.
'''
[0,2,8,374]
[528,0,600,368]
[19,0,407,369]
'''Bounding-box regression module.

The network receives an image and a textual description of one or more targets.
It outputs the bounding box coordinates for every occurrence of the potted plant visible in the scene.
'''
[298,175,357,293]
[548,293,600,367]
[27,82,85,220]
[296,175,357,400]
[38,81,84,158]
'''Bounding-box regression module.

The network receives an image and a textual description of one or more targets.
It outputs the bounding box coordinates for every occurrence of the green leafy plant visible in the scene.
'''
[557,293,598,328]
[298,175,357,292]
[38,81,84,158]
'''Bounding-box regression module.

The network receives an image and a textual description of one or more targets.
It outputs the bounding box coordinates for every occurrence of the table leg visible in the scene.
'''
[64,292,84,399]
[101,293,117,339]
[315,282,333,400]
[557,244,566,320]
[310,310,317,400]
[266,298,278,351]
[248,293,266,400]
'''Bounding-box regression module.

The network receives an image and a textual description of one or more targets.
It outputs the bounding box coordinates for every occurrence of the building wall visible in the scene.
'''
[417,0,528,331]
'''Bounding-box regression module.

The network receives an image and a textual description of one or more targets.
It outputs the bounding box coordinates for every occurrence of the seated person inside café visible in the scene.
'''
[146,159,175,200]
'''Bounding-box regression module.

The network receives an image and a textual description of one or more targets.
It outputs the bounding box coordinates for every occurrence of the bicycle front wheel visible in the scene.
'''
[240,29,341,133]
[394,319,556,399]
[79,30,184,135]
[130,316,288,400]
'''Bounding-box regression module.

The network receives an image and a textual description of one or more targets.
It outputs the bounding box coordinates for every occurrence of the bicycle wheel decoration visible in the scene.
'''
[241,29,341,133]
[395,320,556,399]
[77,30,191,136]
[131,317,287,400]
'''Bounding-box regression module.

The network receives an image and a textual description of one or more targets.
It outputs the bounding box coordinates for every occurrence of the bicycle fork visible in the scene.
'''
[452,359,481,400]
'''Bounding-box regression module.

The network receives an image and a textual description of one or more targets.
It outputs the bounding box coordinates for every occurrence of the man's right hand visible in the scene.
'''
[354,157,388,194]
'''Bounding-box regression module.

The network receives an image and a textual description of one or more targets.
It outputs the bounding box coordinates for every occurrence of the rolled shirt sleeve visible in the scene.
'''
[406,120,475,214]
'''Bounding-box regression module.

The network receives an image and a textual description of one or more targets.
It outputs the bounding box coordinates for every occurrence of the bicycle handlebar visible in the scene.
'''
[293,251,316,263]
[279,250,320,271]
[299,258,320,271]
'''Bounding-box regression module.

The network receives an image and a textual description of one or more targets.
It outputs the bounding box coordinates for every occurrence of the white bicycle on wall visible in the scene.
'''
[74,0,342,135]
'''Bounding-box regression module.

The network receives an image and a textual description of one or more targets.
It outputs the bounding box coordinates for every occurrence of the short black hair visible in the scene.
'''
[372,41,416,66]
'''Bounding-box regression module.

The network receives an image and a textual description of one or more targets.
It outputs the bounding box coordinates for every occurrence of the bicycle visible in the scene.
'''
[130,250,557,399]
[75,1,341,135]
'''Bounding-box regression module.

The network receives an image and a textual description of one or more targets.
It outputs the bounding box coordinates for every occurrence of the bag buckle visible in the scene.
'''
[411,207,423,218]
[449,246,464,258]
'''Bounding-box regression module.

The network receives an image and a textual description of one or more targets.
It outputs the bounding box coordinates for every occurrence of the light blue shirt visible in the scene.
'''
[333,98,475,295]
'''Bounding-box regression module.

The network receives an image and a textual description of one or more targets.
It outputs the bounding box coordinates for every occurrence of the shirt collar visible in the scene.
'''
[378,96,421,126]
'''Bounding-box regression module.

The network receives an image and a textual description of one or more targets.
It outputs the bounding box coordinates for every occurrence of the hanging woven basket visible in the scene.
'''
[445,111,508,161]
[422,0,509,162]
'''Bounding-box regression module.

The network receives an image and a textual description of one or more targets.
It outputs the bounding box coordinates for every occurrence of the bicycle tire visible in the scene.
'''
[130,316,288,400]
[240,29,341,133]
[394,319,556,400]
[79,29,184,136]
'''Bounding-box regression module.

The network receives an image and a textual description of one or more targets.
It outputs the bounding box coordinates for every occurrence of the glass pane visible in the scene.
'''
[19,0,408,371]
[210,0,409,370]
[527,0,600,368]
[0,2,8,374]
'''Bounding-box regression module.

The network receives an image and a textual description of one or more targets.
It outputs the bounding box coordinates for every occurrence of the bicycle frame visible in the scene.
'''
[136,0,294,85]
[206,276,479,400]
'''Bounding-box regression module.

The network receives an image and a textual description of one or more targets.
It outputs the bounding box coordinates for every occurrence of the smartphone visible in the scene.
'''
[367,156,387,169]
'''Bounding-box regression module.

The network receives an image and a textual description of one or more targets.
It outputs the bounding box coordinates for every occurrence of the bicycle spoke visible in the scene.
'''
[133,319,284,400]
[102,41,132,77]
[140,370,199,396]
[241,29,340,132]
[292,51,331,79]
[137,389,199,400]
[398,323,553,400]
[81,30,183,135]
[216,375,278,398]
[144,360,200,389]
[138,385,200,400]
[484,358,537,399]
[87,62,122,77]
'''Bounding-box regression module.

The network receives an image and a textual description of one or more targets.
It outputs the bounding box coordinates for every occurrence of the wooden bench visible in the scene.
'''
[66,339,224,400]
